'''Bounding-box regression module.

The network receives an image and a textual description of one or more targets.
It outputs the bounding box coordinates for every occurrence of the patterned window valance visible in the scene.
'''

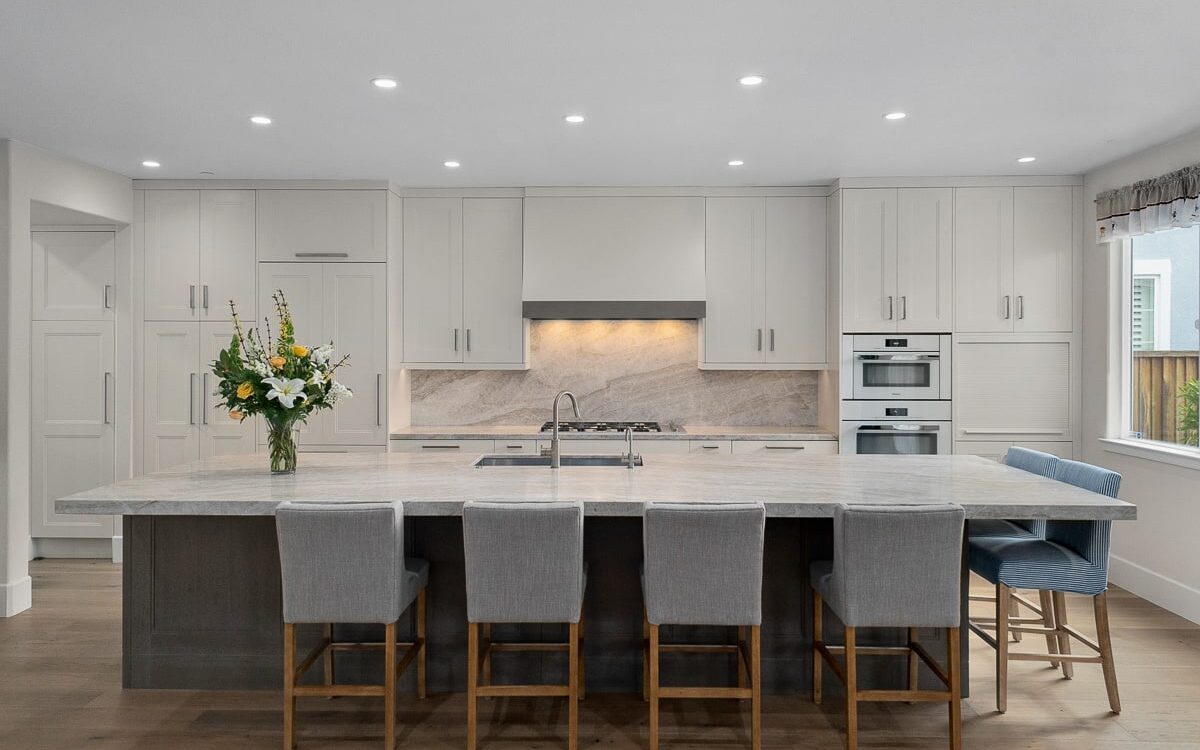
[1095,164,1200,242]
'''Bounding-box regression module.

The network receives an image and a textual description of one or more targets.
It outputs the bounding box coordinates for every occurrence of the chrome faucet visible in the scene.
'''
[548,391,581,469]
[624,427,636,469]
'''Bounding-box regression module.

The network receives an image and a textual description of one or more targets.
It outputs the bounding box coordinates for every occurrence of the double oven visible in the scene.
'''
[840,334,952,455]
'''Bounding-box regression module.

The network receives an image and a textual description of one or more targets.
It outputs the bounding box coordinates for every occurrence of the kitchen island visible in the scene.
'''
[58,452,1134,694]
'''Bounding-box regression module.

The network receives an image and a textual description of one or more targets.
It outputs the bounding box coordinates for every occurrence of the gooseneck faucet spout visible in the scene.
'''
[549,391,581,469]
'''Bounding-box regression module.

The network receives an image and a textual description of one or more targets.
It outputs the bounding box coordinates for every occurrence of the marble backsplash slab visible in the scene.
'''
[409,320,817,427]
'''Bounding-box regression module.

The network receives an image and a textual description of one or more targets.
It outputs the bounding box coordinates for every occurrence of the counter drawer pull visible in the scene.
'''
[701,445,721,449]
[765,445,805,450]
[421,444,461,449]
[505,444,524,449]
[294,252,349,258]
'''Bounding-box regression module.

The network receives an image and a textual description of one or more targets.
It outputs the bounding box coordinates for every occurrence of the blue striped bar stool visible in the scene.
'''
[462,501,585,750]
[275,501,429,750]
[968,459,1122,714]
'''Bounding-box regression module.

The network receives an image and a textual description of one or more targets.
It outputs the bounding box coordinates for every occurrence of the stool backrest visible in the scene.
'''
[832,503,964,628]
[1046,459,1121,571]
[462,500,584,624]
[275,501,406,624]
[1003,446,1059,536]
[643,502,766,626]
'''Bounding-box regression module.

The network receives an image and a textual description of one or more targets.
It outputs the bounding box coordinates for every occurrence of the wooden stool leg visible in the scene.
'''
[568,622,580,750]
[907,628,920,691]
[737,625,748,689]
[467,623,478,750]
[948,626,962,750]
[649,623,660,750]
[1094,593,1121,714]
[322,623,333,689]
[996,583,1010,714]
[481,623,492,688]
[750,625,762,750]
[384,622,396,750]
[579,609,586,702]
[1039,589,1060,668]
[812,589,822,705]
[845,626,858,750]
[1010,595,1023,642]
[1052,591,1074,679]
[283,623,296,750]
[416,588,427,699]
[642,611,650,702]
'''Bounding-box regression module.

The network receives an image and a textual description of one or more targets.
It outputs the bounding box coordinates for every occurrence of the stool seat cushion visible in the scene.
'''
[968,536,1107,596]
[968,519,1041,540]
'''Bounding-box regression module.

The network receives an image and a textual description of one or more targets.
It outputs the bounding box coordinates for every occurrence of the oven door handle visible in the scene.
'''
[856,424,941,433]
[854,354,940,361]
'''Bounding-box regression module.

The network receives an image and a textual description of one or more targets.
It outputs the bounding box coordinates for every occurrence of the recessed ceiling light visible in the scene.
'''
[884,112,907,120]
[1017,156,1037,163]
[728,160,745,167]
[141,160,160,168]
[372,77,398,89]
[443,160,461,168]
[738,75,765,87]
[563,114,585,124]
[249,115,272,125]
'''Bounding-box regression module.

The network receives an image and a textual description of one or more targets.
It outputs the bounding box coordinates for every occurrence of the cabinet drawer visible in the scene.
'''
[257,190,387,262]
[689,440,732,454]
[495,440,538,454]
[297,444,387,454]
[390,439,495,453]
[730,440,837,455]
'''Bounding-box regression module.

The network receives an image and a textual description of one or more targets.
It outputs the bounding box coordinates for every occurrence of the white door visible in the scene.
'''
[764,197,827,364]
[403,198,464,363]
[199,322,257,458]
[200,190,256,321]
[256,190,388,262]
[322,263,387,445]
[954,187,1014,333]
[31,231,116,321]
[704,197,765,363]
[841,189,897,333]
[462,198,525,365]
[896,188,954,332]
[143,322,200,472]
[257,263,326,443]
[144,190,200,321]
[1014,186,1073,333]
[31,321,115,538]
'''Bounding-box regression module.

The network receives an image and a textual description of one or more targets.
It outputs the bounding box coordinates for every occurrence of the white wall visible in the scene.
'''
[0,139,132,616]
[1082,126,1200,624]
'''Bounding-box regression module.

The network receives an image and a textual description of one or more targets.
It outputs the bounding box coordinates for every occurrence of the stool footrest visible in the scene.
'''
[476,684,571,698]
[658,686,753,700]
[293,683,385,698]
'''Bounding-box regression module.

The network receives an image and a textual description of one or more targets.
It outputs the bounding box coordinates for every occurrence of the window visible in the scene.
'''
[1127,226,1200,448]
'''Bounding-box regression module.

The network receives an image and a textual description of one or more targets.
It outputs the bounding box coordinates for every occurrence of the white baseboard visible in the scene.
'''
[1110,554,1200,626]
[30,537,117,560]
[111,536,123,564]
[2,576,32,617]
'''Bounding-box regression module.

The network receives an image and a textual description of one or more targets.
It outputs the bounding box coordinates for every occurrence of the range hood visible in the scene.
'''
[522,196,706,319]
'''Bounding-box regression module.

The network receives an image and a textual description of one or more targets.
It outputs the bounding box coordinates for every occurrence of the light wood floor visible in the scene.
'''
[3,560,1200,749]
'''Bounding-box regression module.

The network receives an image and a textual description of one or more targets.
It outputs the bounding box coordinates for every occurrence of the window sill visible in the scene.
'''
[1099,437,1200,471]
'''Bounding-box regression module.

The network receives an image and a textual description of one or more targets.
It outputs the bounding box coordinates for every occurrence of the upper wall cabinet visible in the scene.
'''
[703,196,827,368]
[954,186,1074,333]
[143,189,256,321]
[256,190,387,262]
[31,231,116,321]
[402,197,526,368]
[841,188,953,333]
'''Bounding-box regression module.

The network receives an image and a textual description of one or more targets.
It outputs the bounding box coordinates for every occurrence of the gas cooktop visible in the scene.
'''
[539,421,663,433]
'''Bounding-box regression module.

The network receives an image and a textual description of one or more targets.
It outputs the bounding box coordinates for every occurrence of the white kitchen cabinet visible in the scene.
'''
[199,323,257,458]
[402,197,526,367]
[144,189,256,321]
[31,231,116,321]
[690,440,733,454]
[841,188,952,333]
[256,190,387,262]
[955,441,1074,462]
[703,196,827,367]
[954,341,1072,443]
[257,262,325,341]
[390,439,497,454]
[31,321,115,538]
[729,440,838,455]
[955,186,1073,333]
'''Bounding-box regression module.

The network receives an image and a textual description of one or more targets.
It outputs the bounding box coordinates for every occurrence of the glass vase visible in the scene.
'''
[266,414,300,474]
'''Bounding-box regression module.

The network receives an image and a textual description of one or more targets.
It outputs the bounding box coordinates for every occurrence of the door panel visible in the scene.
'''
[257,263,325,442]
[143,322,200,472]
[323,264,387,445]
[403,198,463,363]
[256,190,387,262]
[200,190,256,321]
[199,322,257,458]
[954,187,1014,332]
[704,197,765,363]
[765,197,827,364]
[31,231,116,321]
[896,188,953,332]
[1014,186,1073,333]
[841,189,897,333]
[463,198,525,365]
[144,190,200,321]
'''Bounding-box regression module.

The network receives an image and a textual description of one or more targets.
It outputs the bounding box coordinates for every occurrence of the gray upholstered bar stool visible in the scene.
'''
[462,500,586,750]
[812,503,965,750]
[642,502,766,750]
[275,501,428,750]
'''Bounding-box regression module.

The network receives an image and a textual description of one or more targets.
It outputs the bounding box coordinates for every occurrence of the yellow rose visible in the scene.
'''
[229,409,245,422]
[269,356,286,370]
[291,345,309,358]
[236,382,254,399]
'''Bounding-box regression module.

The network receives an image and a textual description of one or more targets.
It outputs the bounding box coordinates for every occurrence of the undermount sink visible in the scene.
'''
[473,454,644,468]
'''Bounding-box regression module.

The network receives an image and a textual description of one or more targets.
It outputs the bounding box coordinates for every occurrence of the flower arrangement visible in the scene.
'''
[211,291,352,473]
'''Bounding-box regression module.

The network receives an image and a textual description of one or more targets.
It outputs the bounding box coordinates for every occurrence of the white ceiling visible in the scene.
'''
[3,0,1200,186]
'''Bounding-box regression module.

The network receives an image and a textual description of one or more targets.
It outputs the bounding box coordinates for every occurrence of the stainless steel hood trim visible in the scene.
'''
[521,300,706,320]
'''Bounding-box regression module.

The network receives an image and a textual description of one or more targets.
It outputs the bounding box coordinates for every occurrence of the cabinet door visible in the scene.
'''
[200,190,256,321]
[257,263,326,443]
[954,341,1071,442]
[256,190,387,262]
[322,263,388,445]
[704,197,765,363]
[463,198,525,365]
[896,188,953,332]
[954,187,1014,332]
[143,322,200,472]
[144,190,200,320]
[1014,186,1073,333]
[764,197,827,364]
[841,189,898,333]
[403,198,464,363]
[199,322,257,458]
[31,322,115,538]
[31,231,116,321]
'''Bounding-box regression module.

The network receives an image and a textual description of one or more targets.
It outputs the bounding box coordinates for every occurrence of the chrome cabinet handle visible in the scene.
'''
[466,329,471,352]
[505,444,525,450]
[1017,295,1025,320]
[756,329,762,351]
[189,285,196,310]
[103,284,113,310]
[294,252,350,258]
[886,296,894,320]
[202,285,209,311]
[701,444,721,450]
[376,373,383,426]
[103,372,113,424]
[453,329,459,352]
[769,328,775,352]
[765,445,805,450]
[201,373,209,424]
[1002,295,1011,319]
[188,373,197,424]
[900,295,907,320]
[421,444,460,450]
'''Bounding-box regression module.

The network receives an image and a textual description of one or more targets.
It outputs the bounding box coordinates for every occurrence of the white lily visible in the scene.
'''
[263,377,309,409]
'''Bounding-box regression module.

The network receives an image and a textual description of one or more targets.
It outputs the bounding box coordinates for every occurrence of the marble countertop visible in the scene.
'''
[58,453,1135,521]
[388,424,837,441]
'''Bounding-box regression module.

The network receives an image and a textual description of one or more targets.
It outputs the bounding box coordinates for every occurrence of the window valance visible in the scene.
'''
[1096,164,1200,242]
